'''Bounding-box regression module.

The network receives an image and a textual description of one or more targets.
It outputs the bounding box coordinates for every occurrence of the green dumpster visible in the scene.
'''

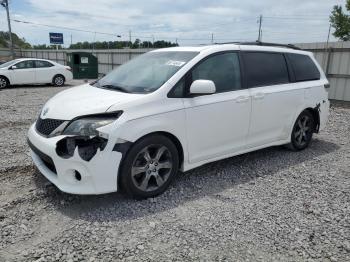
[66,52,98,79]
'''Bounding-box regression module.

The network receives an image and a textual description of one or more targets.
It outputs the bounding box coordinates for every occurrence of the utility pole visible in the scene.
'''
[129,30,131,48]
[326,23,331,49]
[70,34,72,46]
[1,0,14,59]
[211,33,214,44]
[258,15,263,42]
[92,31,96,53]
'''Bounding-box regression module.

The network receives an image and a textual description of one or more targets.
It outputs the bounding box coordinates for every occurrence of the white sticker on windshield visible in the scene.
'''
[165,60,186,67]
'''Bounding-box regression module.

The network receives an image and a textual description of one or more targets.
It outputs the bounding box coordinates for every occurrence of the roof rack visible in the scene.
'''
[215,41,301,50]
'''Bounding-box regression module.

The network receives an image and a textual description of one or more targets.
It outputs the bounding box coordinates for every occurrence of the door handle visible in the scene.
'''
[253,92,265,100]
[235,96,249,103]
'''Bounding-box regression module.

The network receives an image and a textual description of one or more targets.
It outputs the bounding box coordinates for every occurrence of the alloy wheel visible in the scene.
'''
[294,115,312,147]
[55,76,64,86]
[0,78,7,88]
[131,144,173,192]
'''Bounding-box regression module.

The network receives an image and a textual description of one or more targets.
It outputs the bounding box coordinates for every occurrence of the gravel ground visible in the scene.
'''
[0,83,349,261]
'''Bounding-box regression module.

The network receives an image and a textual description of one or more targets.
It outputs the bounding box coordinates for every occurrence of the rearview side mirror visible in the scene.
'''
[9,65,17,70]
[190,80,216,95]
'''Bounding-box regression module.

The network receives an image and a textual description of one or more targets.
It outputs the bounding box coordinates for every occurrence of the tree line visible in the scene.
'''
[67,39,178,49]
[32,39,178,49]
[0,31,178,50]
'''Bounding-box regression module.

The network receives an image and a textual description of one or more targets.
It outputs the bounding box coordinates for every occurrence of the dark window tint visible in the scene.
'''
[15,60,34,69]
[287,53,320,82]
[168,77,185,98]
[191,52,241,93]
[35,60,54,68]
[243,52,289,88]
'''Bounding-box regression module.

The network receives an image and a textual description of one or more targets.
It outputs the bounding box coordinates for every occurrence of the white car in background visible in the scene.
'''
[0,58,73,89]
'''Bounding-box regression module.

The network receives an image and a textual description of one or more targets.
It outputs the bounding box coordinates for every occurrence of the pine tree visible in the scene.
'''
[330,0,350,41]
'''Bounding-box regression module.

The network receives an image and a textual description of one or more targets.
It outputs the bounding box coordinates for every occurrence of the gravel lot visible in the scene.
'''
[0,83,349,261]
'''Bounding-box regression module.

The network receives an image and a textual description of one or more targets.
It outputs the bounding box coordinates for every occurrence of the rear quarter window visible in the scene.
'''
[35,60,54,68]
[287,53,320,82]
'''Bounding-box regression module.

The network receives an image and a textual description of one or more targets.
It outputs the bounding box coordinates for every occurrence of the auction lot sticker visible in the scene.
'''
[166,60,186,67]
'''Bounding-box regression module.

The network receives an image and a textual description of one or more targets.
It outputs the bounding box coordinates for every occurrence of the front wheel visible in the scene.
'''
[0,76,9,89]
[119,135,179,199]
[287,110,315,151]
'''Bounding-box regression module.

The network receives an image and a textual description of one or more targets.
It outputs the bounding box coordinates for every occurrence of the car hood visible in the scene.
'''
[40,84,144,120]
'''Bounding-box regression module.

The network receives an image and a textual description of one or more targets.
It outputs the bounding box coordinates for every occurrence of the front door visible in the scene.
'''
[183,52,251,163]
[11,60,36,84]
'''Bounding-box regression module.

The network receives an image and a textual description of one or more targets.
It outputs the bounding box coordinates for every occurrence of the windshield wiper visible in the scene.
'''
[100,84,130,93]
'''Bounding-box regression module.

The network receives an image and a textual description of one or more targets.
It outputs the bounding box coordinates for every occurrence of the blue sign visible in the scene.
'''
[49,33,64,44]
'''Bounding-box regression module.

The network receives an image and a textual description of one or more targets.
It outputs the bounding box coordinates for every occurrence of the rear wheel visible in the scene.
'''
[288,110,315,151]
[0,76,9,89]
[52,75,65,86]
[120,134,179,199]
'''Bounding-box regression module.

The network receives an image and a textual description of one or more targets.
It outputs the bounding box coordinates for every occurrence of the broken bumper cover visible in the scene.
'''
[27,123,122,195]
[319,99,330,131]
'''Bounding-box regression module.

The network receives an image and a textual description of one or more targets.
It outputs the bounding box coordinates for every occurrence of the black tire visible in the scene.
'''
[0,76,9,89]
[119,134,179,199]
[52,75,65,86]
[287,110,315,151]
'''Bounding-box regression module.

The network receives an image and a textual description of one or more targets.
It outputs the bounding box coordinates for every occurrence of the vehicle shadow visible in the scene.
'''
[32,138,340,222]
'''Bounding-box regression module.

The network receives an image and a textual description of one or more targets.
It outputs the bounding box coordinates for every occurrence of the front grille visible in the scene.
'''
[36,118,65,136]
[27,139,57,174]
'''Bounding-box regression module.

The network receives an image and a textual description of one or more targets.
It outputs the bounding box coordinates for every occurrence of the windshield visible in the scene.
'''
[0,59,20,68]
[94,51,198,93]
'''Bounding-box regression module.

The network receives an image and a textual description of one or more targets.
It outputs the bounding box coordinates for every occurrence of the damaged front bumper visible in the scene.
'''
[27,123,122,194]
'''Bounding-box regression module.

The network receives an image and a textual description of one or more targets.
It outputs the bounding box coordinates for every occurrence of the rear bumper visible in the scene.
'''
[27,123,122,195]
[64,71,73,82]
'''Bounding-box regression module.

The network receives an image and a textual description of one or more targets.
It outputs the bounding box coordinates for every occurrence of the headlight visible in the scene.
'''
[63,111,123,136]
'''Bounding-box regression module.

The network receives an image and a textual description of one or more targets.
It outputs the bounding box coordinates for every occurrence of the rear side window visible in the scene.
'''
[35,60,54,68]
[287,53,320,82]
[243,52,290,88]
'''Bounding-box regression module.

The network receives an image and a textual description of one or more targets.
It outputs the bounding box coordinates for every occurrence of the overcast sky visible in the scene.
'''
[0,0,346,46]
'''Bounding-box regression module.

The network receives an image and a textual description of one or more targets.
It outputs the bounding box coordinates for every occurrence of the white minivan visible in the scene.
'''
[27,43,330,198]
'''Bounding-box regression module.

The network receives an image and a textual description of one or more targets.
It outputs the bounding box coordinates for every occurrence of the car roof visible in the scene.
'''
[13,58,57,63]
[153,44,311,56]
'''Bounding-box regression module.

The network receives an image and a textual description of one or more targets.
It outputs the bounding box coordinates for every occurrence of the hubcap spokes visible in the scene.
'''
[131,145,172,192]
[56,77,63,85]
[0,79,6,88]
[295,116,311,145]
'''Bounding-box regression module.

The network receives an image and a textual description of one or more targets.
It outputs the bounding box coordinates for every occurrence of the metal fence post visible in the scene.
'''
[111,52,114,70]
[325,47,333,78]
